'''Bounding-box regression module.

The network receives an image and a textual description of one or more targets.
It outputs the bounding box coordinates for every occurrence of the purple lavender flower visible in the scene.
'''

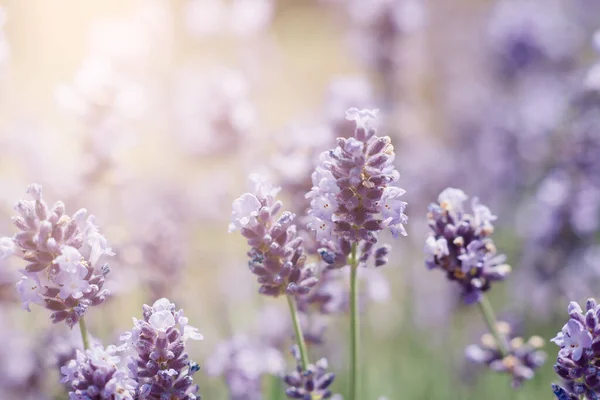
[120,298,203,400]
[229,175,318,297]
[61,344,137,400]
[425,188,511,304]
[465,321,546,388]
[283,346,336,399]
[306,108,407,264]
[0,184,114,326]
[551,298,600,398]
[205,334,284,400]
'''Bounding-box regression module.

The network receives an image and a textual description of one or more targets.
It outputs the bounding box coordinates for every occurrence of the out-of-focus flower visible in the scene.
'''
[345,0,425,77]
[120,298,202,400]
[172,66,257,158]
[425,188,510,304]
[487,0,584,79]
[0,310,49,399]
[184,0,274,37]
[465,321,546,388]
[283,345,337,399]
[205,334,285,400]
[229,174,318,297]
[514,47,600,313]
[551,298,600,398]
[1,184,113,326]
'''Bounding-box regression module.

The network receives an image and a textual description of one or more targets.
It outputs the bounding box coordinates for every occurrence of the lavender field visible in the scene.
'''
[0,1,599,399]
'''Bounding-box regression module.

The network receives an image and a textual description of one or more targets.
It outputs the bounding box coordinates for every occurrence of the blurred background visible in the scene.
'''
[0,0,599,399]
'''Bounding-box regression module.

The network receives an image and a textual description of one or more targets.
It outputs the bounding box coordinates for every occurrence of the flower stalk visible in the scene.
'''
[349,242,359,400]
[78,316,89,351]
[286,294,309,370]
[477,294,508,357]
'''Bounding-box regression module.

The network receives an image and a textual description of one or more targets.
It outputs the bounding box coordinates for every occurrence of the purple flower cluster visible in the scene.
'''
[229,175,318,297]
[283,346,336,400]
[307,108,407,242]
[465,321,546,388]
[120,298,204,400]
[425,188,511,304]
[61,344,137,400]
[0,184,114,327]
[551,298,600,399]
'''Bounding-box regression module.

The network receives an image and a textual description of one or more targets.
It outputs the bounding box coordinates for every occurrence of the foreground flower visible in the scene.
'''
[306,108,407,252]
[466,321,546,388]
[551,298,600,398]
[425,188,511,304]
[283,345,337,399]
[1,184,113,326]
[61,344,137,399]
[120,298,203,400]
[229,175,318,297]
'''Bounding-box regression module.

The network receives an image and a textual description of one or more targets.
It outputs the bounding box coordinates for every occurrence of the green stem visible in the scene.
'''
[267,373,283,400]
[349,243,359,400]
[477,294,508,357]
[286,294,309,370]
[79,316,90,351]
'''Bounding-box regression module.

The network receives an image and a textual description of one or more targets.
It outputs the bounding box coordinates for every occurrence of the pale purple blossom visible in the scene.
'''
[1,184,113,326]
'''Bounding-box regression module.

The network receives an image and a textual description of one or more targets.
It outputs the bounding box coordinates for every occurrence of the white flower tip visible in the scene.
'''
[151,298,173,312]
[149,310,176,332]
[344,107,379,126]
[184,325,204,341]
[25,183,43,201]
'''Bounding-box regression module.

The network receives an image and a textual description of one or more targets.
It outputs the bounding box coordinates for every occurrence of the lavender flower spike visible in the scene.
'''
[306,108,408,248]
[465,321,546,388]
[425,188,511,304]
[229,175,318,297]
[551,298,600,399]
[1,183,114,326]
[62,343,137,399]
[120,298,203,400]
[283,345,337,399]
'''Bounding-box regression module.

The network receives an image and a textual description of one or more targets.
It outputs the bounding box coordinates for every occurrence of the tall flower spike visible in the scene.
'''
[425,188,511,304]
[283,345,337,399]
[120,298,203,400]
[306,108,407,266]
[551,298,600,399]
[465,321,546,388]
[1,183,114,327]
[229,175,318,297]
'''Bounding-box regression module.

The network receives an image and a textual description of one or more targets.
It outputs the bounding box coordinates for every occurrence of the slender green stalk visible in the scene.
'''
[267,373,283,400]
[349,243,359,400]
[286,294,309,370]
[477,294,508,356]
[79,316,90,351]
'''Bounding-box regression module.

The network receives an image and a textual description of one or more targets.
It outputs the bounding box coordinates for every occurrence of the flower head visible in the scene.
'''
[551,298,600,398]
[230,175,318,297]
[465,321,546,388]
[425,188,510,303]
[1,184,113,326]
[306,108,407,268]
[283,346,337,399]
[122,298,201,400]
[63,344,136,400]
